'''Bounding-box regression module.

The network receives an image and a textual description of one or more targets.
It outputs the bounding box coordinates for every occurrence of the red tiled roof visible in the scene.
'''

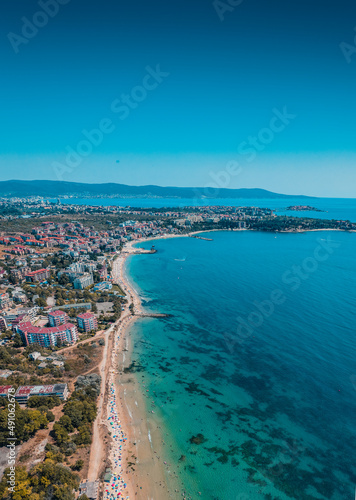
[0,386,13,395]
[15,385,55,396]
[77,313,95,319]
[18,322,75,334]
[48,310,66,317]
[25,268,49,277]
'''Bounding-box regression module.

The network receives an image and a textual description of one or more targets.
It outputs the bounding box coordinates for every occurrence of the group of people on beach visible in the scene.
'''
[104,327,131,499]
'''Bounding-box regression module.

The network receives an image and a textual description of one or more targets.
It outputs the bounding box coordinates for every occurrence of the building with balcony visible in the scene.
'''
[25,268,50,283]
[77,312,98,332]
[48,310,69,327]
[14,384,68,404]
[17,321,78,347]
[73,273,94,290]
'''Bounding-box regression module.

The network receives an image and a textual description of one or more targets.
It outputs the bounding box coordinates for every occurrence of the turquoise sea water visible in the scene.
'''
[126,230,356,500]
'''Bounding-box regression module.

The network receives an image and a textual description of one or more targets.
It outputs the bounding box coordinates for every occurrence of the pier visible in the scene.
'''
[123,249,157,255]
[135,313,173,318]
[189,235,213,241]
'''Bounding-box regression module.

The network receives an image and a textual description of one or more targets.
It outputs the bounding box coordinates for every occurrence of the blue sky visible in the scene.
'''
[1,0,356,196]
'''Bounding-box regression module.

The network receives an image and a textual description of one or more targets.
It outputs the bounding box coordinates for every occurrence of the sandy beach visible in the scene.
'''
[88,227,351,499]
[89,237,188,500]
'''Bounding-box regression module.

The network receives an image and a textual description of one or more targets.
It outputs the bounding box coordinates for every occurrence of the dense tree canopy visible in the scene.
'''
[0,403,49,446]
[0,462,80,500]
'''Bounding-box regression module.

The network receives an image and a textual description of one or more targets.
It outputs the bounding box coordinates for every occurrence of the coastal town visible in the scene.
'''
[0,198,355,500]
[3,0,356,493]
[0,197,355,234]
[0,207,149,500]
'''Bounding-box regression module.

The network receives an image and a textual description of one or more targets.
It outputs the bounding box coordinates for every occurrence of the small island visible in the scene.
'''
[285,205,324,212]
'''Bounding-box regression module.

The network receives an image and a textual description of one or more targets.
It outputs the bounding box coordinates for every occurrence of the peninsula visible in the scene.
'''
[0,180,314,200]
[0,198,354,500]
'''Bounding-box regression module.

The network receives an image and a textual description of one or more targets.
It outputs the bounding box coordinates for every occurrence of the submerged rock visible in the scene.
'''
[189,433,207,445]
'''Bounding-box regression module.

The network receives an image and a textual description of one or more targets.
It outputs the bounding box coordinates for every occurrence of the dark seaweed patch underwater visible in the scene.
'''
[126,231,356,499]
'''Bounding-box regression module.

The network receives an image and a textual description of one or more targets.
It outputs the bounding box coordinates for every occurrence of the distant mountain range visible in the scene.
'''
[0,180,314,199]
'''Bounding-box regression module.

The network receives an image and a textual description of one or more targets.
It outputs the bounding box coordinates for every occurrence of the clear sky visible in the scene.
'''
[1,0,356,197]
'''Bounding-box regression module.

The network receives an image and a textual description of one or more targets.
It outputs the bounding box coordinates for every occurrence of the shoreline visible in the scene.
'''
[126,228,356,245]
[95,240,185,500]
[91,227,356,499]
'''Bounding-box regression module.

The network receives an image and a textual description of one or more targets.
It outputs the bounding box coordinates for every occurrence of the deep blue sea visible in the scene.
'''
[126,230,356,500]
[59,197,356,222]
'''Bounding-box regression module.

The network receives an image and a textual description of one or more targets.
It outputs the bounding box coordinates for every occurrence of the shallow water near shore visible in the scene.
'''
[116,324,186,499]
[125,230,356,499]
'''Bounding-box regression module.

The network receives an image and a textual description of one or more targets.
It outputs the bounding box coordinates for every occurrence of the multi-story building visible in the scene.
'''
[73,273,94,290]
[99,266,108,279]
[93,281,112,291]
[77,312,98,332]
[0,293,13,311]
[12,291,27,303]
[17,322,78,347]
[85,263,97,273]
[68,262,86,274]
[0,386,14,398]
[48,310,69,327]
[14,384,68,404]
[0,316,7,331]
[19,306,39,321]
[25,268,50,283]
[10,269,23,281]
[19,266,31,277]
